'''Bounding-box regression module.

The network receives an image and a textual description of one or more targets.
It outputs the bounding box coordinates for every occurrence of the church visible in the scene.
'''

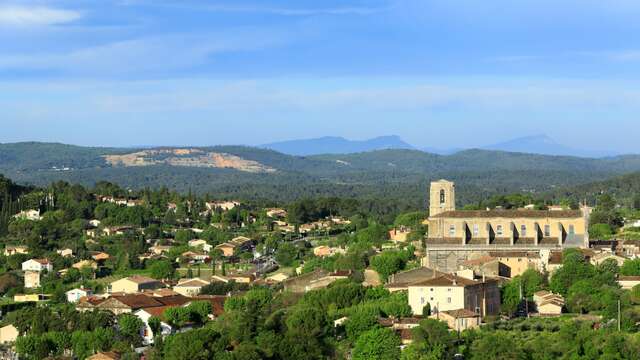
[422,180,590,272]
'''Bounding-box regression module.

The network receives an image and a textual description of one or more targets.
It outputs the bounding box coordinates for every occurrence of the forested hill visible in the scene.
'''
[548,172,640,205]
[2,142,640,207]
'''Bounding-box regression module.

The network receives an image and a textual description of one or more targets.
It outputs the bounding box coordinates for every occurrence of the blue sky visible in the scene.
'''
[1,0,640,151]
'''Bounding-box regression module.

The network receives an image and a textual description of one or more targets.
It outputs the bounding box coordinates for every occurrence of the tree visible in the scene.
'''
[148,316,162,337]
[275,242,298,267]
[550,249,595,296]
[352,328,401,360]
[620,259,640,276]
[285,306,327,338]
[402,319,454,360]
[370,251,407,283]
[470,332,524,360]
[345,306,380,341]
[118,313,144,344]
[187,301,212,324]
[149,260,175,280]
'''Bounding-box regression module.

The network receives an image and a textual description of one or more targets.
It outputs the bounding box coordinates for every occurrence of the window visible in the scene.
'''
[521,224,527,237]
[569,225,575,235]
[447,297,452,304]
[544,225,551,237]
[473,224,479,236]
[496,225,503,236]
[420,297,425,304]
[449,224,456,236]
[440,189,446,204]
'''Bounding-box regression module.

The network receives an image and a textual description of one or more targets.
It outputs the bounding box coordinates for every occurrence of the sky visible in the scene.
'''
[1,0,640,151]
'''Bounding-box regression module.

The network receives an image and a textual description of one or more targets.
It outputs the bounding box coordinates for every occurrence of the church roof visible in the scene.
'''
[430,209,582,219]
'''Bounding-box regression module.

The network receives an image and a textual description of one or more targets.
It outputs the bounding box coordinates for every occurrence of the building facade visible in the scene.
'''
[423,180,590,272]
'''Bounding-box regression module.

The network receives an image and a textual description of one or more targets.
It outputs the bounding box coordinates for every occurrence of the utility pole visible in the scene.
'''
[618,300,621,332]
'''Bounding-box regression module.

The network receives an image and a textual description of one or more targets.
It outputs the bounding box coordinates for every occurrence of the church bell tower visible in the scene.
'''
[429,180,456,217]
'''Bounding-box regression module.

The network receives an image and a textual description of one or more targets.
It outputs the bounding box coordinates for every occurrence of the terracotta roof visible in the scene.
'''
[409,274,478,287]
[190,295,227,316]
[121,275,161,285]
[140,305,174,319]
[431,210,582,219]
[462,256,498,267]
[488,251,540,259]
[175,279,209,288]
[442,309,479,318]
[111,294,164,309]
[618,276,640,281]
[548,251,563,265]
[154,294,190,306]
[32,258,51,265]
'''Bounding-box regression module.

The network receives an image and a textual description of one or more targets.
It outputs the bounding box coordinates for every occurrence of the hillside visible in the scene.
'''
[2,142,640,206]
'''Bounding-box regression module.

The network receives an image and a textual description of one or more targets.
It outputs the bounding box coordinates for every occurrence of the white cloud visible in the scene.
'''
[0,29,290,75]
[0,5,81,26]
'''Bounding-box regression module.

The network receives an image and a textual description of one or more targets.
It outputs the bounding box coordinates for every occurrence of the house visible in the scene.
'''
[87,351,120,360]
[91,252,111,263]
[215,236,253,257]
[266,208,287,218]
[56,248,74,257]
[206,200,240,212]
[617,276,640,290]
[135,306,176,345]
[110,275,164,294]
[89,219,102,227]
[13,209,42,221]
[4,245,28,256]
[97,293,189,315]
[533,290,564,315]
[181,251,209,263]
[188,239,213,253]
[313,246,346,257]
[173,278,210,297]
[73,259,98,270]
[407,273,501,317]
[266,273,290,283]
[24,271,41,288]
[385,267,442,292]
[0,324,19,344]
[590,251,627,266]
[150,245,173,255]
[432,309,481,331]
[102,226,134,236]
[22,258,53,272]
[282,269,351,293]
[14,294,49,302]
[67,288,93,303]
[389,227,412,242]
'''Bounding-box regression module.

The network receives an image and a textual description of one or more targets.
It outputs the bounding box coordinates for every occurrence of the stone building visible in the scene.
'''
[423,180,590,272]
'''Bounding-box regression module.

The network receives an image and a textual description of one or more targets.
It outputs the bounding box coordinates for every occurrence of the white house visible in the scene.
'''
[66,288,93,303]
[13,209,42,221]
[173,278,210,297]
[134,308,175,345]
[56,248,74,257]
[22,259,53,272]
[188,239,213,253]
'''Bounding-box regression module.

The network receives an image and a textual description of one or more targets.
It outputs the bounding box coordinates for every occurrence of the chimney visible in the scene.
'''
[482,271,486,283]
[452,273,457,286]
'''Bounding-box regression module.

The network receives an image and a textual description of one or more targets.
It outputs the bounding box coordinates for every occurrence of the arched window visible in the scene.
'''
[440,189,446,204]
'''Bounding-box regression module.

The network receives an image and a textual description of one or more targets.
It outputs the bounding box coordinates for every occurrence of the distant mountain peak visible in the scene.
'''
[482,134,614,158]
[261,135,415,156]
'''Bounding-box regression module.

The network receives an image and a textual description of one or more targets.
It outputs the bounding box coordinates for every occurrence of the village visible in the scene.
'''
[1,178,640,359]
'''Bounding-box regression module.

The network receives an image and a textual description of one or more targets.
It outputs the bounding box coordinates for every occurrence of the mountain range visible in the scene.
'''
[262,134,619,158]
